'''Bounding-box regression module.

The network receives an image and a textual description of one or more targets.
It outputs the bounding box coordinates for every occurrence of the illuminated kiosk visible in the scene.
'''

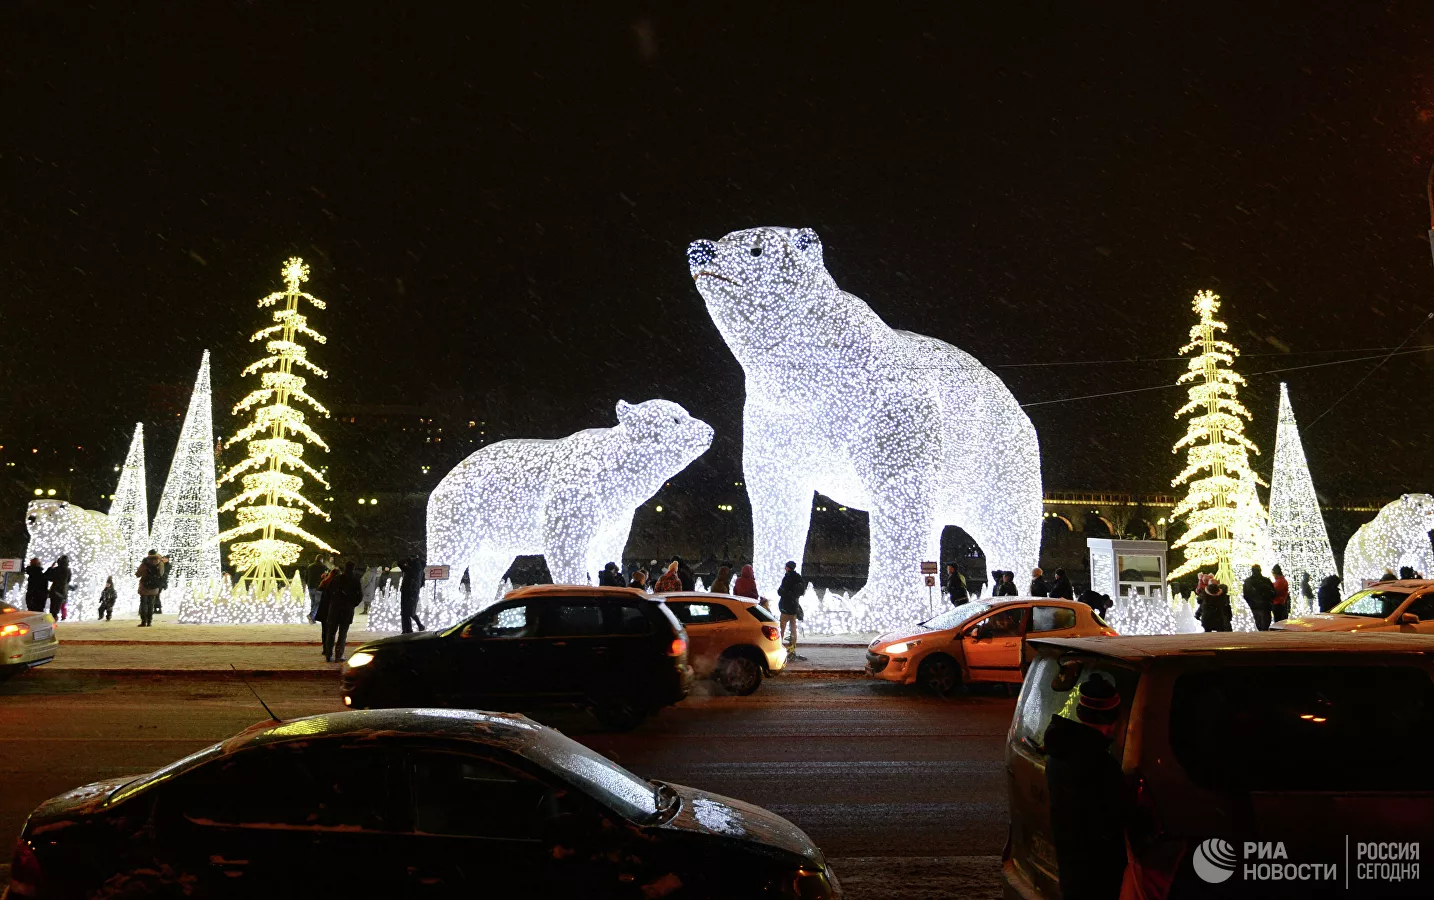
[1087,538,1169,600]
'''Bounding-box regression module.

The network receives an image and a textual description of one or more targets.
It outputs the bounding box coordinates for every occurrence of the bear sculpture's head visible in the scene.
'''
[688,226,836,352]
[1392,493,1434,532]
[614,399,714,475]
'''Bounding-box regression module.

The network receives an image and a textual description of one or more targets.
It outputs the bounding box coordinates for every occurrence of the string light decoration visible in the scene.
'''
[1267,383,1337,589]
[216,258,337,595]
[178,577,309,625]
[426,399,713,606]
[1168,290,1268,585]
[24,500,132,621]
[688,226,1043,631]
[151,352,221,582]
[1341,493,1434,591]
[108,423,150,571]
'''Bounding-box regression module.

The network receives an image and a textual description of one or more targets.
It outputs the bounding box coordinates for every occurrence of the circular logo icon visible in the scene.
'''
[1193,838,1238,884]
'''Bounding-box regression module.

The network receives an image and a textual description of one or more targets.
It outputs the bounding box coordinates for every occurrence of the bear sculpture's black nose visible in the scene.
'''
[687,240,717,268]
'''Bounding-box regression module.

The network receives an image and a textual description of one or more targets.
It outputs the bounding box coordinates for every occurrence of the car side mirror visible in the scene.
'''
[1400,613,1420,625]
[966,626,984,640]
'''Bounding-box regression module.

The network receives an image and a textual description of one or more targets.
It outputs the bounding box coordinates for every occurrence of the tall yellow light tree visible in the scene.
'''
[1169,289,1267,585]
[217,257,337,594]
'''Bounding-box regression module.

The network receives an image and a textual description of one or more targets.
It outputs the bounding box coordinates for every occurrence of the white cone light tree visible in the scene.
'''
[109,422,150,570]
[217,258,337,597]
[151,352,221,583]
[1267,383,1337,591]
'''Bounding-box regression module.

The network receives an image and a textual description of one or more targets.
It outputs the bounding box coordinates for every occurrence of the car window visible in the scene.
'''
[470,601,534,639]
[607,602,653,635]
[973,607,1025,637]
[180,746,394,830]
[667,601,738,625]
[1406,594,1434,621]
[1011,652,1140,758]
[744,604,777,623]
[1170,665,1434,791]
[409,752,557,840]
[1334,589,1410,618]
[541,602,605,637]
[919,600,997,631]
[1030,606,1077,632]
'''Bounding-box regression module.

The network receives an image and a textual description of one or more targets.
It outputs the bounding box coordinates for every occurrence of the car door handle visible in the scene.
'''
[209,855,249,868]
[551,641,567,647]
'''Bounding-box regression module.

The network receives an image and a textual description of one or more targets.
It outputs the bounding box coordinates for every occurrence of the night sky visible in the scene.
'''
[5,1,1434,507]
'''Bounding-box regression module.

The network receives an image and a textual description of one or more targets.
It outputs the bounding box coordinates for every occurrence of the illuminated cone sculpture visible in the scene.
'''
[217,258,337,595]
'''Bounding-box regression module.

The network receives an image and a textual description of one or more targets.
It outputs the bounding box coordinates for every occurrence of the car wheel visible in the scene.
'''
[592,701,647,731]
[716,654,763,695]
[918,654,961,696]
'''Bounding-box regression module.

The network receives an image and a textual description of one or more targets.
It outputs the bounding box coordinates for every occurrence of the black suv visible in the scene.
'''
[342,586,693,729]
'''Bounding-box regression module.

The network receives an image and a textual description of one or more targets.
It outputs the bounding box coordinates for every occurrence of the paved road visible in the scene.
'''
[0,671,1014,897]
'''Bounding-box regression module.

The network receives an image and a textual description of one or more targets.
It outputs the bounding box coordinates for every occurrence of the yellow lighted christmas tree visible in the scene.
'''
[1169,289,1266,585]
[217,257,337,593]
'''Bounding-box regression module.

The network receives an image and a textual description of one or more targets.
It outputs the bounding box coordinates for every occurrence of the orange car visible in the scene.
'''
[866,598,1115,693]
[658,592,786,695]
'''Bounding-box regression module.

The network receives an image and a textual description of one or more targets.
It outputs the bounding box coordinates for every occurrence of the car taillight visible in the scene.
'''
[11,837,46,893]
[761,625,779,642]
[1,623,30,637]
[668,637,687,657]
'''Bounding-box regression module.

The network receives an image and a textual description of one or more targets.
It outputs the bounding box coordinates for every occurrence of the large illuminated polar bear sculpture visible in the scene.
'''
[427,399,714,603]
[1342,493,1434,590]
[25,500,134,620]
[689,226,1042,623]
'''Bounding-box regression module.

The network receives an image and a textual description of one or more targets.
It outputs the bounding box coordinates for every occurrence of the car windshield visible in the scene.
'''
[529,731,663,822]
[918,600,998,631]
[105,743,226,806]
[1332,588,1410,618]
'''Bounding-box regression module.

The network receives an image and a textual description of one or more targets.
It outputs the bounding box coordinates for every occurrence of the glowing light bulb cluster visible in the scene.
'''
[1341,493,1434,591]
[425,399,713,606]
[178,576,309,625]
[1267,383,1337,591]
[217,258,336,594]
[24,500,132,621]
[151,352,221,582]
[1169,290,1268,584]
[108,423,150,571]
[688,226,1043,632]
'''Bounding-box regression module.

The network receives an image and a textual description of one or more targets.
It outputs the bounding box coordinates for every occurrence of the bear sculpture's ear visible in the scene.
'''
[793,228,821,253]
[615,399,634,422]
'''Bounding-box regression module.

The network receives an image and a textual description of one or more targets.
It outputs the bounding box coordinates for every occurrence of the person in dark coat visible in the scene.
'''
[628,569,649,590]
[23,558,48,613]
[399,557,426,634]
[1399,565,1418,581]
[1029,567,1049,598]
[777,561,806,656]
[1299,572,1315,603]
[153,554,170,615]
[1380,568,1398,583]
[945,564,968,606]
[1045,673,1129,900]
[732,564,759,601]
[96,576,117,621]
[135,550,164,627]
[1049,568,1074,600]
[1196,575,1233,632]
[1317,574,1342,612]
[597,562,623,587]
[1078,588,1112,618]
[317,561,363,662]
[672,556,696,592]
[45,556,71,620]
[1242,564,1276,631]
[995,571,1019,596]
[305,553,329,624]
[1270,564,1291,623]
[709,565,732,594]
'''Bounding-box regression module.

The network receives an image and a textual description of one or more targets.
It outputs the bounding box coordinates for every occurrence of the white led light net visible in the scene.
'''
[151,351,221,582]
[1341,493,1434,592]
[178,577,309,625]
[24,500,133,621]
[426,399,713,608]
[1267,383,1337,590]
[108,423,150,571]
[688,226,1042,632]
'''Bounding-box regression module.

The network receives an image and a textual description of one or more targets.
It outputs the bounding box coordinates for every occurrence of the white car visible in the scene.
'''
[0,600,58,678]
[1274,579,1434,634]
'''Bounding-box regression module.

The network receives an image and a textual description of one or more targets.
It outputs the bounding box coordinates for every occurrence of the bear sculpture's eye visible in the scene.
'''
[672,416,680,424]
[749,246,762,257]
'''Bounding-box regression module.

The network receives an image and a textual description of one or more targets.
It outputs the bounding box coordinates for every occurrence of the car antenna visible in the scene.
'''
[230,663,282,723]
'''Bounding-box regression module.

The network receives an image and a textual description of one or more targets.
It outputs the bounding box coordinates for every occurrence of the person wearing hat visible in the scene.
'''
[1196,574,1233,632]
[1045,673,1128,900]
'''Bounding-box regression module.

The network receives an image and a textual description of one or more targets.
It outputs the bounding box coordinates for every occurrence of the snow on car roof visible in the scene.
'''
[1030,631,1434,660]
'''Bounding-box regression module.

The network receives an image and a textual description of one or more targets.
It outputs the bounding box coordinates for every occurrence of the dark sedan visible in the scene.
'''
[7,708,840,899]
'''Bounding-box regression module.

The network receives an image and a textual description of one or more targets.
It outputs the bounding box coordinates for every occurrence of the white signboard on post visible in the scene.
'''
[920,561,939,575]
[425,565,451,582]
[0,559,22,574]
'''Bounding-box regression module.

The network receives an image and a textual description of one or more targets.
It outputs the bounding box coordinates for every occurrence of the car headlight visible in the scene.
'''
[345,651,375,668]
[884,640,920,655]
